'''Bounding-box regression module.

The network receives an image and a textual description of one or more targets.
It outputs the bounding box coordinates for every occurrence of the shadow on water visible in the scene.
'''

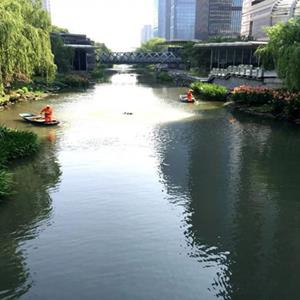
[0,140,62,299]
[155,114,300,299]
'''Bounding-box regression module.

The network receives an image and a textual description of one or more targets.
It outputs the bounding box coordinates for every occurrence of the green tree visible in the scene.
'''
[0,0,56,92]
[136,38,167,53]
[50,26,74,73]
[256,18,300,90]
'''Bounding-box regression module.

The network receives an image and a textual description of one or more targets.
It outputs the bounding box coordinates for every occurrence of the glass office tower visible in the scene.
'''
[154,0,171,39]
[195,0,243,40]
[170,0,196,40]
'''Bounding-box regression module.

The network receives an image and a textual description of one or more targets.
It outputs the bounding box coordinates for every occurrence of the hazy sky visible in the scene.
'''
[50,0,154,51]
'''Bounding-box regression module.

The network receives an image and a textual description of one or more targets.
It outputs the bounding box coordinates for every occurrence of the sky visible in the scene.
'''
[50,0,155,51]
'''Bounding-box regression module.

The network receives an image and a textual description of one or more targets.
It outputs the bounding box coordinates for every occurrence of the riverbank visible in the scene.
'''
[226,86,300,125]
[0,72,104,110]
[0,90,48,110]
[185,80,300,125]
[0,127,39,198]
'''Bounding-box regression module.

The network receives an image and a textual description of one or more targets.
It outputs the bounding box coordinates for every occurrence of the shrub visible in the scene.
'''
[191,82,228,101]
[0,126,39,198]
[157,71,173,82]
[231,85,273,105]
[22,86,29,93]
[16,89,25,95]
[58,74,90,89]
[0,127,39,164]
[231,85,300,119]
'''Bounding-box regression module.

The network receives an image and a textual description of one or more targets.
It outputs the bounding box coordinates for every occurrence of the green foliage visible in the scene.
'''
[0,127,39,163]
[95,42,112,68]
[191,82,228,101]
[0,126,39,197]
[51,33,74,73]
[206,36,252,43]
[136,38,167,53]
[90,67,110,82]
[156,71,173,82]
[0,0,56,91]
[56,74,90,89]
[51,25,69,33]
[256,18,300,89]
[230,85,273,105]
[180,42,202,68]
[231,85,300,119]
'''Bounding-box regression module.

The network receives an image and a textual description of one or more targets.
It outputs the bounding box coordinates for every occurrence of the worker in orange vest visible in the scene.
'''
[40,105,53,123]
[187,89,194,102]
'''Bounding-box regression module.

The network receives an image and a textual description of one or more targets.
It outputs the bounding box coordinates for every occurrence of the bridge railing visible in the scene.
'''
[98,52,182,64]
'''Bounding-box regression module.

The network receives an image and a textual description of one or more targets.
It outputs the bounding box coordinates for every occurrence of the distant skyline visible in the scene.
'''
[50,0,155,51]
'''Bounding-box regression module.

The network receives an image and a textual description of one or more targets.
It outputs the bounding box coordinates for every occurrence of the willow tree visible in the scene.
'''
[256,18,300,90]
[0,0,56,92]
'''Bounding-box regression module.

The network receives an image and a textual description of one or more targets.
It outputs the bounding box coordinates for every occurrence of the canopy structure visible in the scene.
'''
[194,41,267,69]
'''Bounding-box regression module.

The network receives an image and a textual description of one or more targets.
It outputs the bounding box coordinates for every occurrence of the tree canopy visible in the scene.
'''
[136,38,167,53]
[257,18,300,90]
[0,0,56,92]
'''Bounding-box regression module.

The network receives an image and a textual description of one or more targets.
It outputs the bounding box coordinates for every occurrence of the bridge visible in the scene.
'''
[98,52,182,64]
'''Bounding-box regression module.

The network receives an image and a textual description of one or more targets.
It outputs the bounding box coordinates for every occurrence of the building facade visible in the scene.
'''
[241,0,300,39]
[195,0,243,40]
[154,0,171,39]
[141,25,153,44]
[170,0,196,40]
[154,0,243,41]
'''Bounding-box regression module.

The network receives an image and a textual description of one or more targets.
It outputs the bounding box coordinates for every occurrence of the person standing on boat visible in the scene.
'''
[40,105,53,123]
[187,89,194,102]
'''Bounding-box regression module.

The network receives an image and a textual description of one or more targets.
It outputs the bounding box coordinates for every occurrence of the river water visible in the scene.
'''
[0,68,300,300]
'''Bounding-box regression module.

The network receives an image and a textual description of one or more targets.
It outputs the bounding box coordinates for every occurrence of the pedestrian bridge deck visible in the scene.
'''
[98,52,182,64]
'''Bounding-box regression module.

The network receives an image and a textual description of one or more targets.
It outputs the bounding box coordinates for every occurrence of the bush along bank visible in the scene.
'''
[0,73,98,109]
[0,127,39,198]
[190,82,228,101]
[229,85,300,123]
[0,86,47,109]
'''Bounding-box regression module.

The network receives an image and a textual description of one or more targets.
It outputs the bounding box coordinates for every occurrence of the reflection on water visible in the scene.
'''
[0,68,300,299]
[156,116,300,299]
[0,142,61,299]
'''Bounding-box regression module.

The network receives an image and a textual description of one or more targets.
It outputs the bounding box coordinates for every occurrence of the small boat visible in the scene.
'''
[179,95,195,103]
[19,113,60,126]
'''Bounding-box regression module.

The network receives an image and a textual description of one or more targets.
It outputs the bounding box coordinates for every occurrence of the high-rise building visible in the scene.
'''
[141,25,153,44]
[153,0,159,37]
[42,0,51,13]
[195,0,243,40]
[170,0,196,40]
[241,0,300,40]
[154,0,243,41]
[154,0,171,39]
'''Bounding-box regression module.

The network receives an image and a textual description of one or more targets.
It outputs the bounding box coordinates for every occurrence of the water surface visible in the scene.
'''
[0,69,300,300]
